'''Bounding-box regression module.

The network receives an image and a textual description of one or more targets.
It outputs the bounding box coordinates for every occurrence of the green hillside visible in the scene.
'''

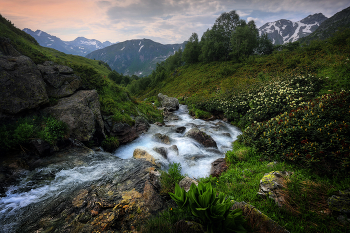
[135,14,350,233]
[0,14,162,152]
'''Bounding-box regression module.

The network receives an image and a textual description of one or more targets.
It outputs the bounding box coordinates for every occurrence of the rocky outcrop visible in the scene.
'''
[37,61,81,98]
[0,55,49,114]
[43,90,105,142]
[0,37,21,56]
[179,176,198,192]
[210,158,227,177]
[103,116,150,144]
[8,148,167,233]
[185,128,217,148]
[158,93,179,111]
[257,171,293,207]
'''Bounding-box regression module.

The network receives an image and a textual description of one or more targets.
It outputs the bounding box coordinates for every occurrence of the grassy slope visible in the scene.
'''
[141,31,350,232]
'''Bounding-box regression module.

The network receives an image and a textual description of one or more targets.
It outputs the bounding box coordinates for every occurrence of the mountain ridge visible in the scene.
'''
[258,13,328,45]
[85,38,186,77]
[23,28,115,56]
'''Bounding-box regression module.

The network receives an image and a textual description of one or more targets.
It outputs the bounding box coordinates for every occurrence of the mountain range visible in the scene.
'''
[258,13,328,45]
[85,39,186,76]
[23,28,114,56]
[298,6,350,44]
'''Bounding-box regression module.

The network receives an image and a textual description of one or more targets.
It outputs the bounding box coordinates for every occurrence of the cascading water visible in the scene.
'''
[0,104,241,232]
[115,105,241,178]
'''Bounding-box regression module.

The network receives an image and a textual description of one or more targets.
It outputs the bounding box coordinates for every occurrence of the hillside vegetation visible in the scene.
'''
[136,11,350,233]
[0,14,162,153]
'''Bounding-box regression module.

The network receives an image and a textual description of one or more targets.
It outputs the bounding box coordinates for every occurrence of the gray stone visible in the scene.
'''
[158,93,179,111]
[328,189,350,214]
[168,145,179,156]
[153,147,167,159]
[185,128,217,148]
[0,55,49,114]
[153,133,171,145]
[179,176,198,192]
[37,62,81,98]
[258,171,293,207]
[232,202,290,233]
[43,90,105,142]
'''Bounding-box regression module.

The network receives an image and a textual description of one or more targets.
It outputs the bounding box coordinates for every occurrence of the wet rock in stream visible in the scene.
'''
[0,147,167,233]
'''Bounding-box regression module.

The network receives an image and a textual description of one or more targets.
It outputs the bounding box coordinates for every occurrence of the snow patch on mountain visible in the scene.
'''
[259,13,327,45]
[138,45,144,52]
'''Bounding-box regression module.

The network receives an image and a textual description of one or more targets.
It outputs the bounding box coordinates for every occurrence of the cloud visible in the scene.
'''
[1,0,349,44]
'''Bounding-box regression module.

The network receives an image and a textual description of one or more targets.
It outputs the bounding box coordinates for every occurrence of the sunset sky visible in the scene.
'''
[1,0,349,44]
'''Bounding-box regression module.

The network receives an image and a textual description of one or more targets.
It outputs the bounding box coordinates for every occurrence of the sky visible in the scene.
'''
[1,0,349,44]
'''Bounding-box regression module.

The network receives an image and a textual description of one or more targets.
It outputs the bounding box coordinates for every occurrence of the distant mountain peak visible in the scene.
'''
[23,29,116,56]
[259,13,328,45]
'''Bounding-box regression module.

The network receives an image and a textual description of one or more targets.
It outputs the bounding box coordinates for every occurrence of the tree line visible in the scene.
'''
[122,10,301,95]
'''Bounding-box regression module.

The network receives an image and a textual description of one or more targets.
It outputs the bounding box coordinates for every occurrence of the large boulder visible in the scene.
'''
[5,148,167,232]
[43,90,105,142]
[0,55,49,114]
[185,128,217,148]
[103,115,150,144]
[158,93,179,111]
[37,61,81,98]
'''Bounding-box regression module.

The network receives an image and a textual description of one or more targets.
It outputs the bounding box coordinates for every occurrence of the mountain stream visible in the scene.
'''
[0,105,241,232]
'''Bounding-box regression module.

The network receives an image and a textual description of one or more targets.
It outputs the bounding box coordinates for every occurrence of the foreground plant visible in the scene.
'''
[169,182,246,233]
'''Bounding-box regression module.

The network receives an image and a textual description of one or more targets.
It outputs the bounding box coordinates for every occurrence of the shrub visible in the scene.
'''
[38,116,68,145]
[239,91,350,175]
[160,163,185,195]
[102,136,120,152]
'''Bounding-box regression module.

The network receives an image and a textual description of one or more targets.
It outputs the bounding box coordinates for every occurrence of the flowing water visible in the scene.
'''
[115,105,241,177]
[0,105,241,232]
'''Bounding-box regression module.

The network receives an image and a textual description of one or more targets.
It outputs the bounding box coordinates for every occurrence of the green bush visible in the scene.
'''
[169,182,246,233]
[160,163,185,195]
[38,116,68,145]
[14,122,34,143]
[102,136,120,152]
[239,91,350,175]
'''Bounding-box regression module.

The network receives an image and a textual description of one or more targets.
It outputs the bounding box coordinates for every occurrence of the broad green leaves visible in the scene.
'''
[169,182,246,233]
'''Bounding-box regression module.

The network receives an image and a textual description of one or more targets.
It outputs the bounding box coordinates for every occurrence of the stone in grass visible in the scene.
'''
[257,171,293,207]
[174,219,205,233]
[179,176,198,192]
[328,189,350,214]
[232,201,290,233]
[210,158,227,177]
